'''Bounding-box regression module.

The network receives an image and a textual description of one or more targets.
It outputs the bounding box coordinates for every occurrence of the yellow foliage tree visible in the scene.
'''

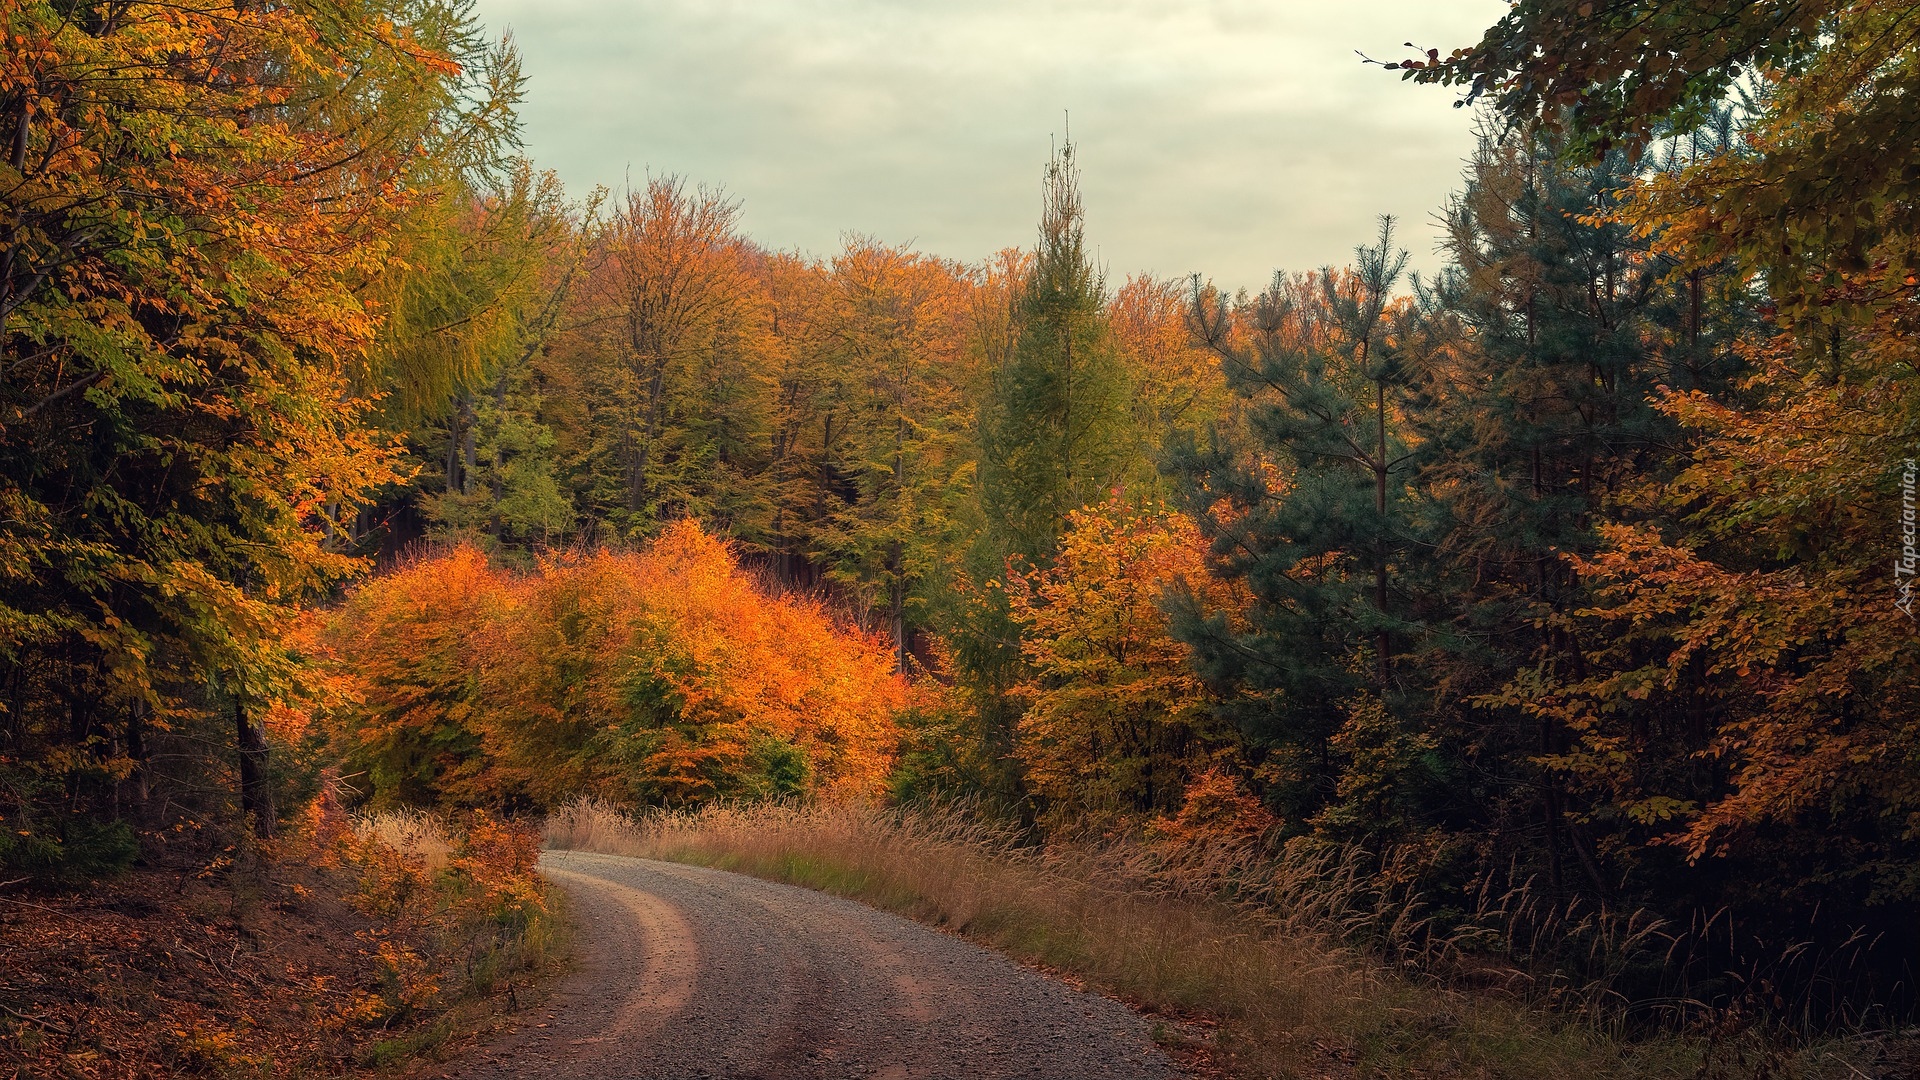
[1006,499,1245,818]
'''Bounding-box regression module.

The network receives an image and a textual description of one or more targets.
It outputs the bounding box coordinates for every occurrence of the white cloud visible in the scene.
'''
[478,0,1504,290]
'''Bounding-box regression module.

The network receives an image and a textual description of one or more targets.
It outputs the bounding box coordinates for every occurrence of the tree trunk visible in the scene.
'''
[125,699,150,819]
[460,395,478,492]
[889,555,907,676]
[1374,375,1391,689]
[234,695,274,839]
[630,361,669,513]
[445,406,463,495]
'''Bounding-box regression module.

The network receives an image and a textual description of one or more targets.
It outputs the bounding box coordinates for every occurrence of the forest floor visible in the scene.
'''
[0,819,559,1080]
[1,850,396,1078]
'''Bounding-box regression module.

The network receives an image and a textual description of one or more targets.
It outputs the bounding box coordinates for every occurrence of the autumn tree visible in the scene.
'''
[1006,500,1243,819]
[809,241,977,670]
[577,177,763,535]
[0,0,506,855]
[1403,0,1919,319]
[1109,273,1230,457]
[305,548,509,809]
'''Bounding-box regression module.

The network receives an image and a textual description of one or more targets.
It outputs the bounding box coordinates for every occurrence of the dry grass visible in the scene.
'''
[545,798,1901,1080]
[357,807,455,872]
[345,807,565,1069]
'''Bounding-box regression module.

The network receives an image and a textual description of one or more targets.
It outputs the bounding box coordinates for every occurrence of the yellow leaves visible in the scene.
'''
[1621,795,1698,826]
[1006,499,1245,814]
[1,0,469,784]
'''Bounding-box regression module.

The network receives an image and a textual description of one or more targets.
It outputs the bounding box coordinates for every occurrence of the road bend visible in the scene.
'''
[432,849,1182,1080]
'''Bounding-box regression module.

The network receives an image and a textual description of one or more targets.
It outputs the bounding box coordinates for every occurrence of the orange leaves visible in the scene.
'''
[1147,767,1277,848]
[445,811,545,925]
[2,0,475,841]
[1109,274,1228,446]
[337,808,551,1026]
[312,523,907,810]
[626,522,906,786]
[487,523,907,803]
[1534,309,1920,870]
[303,545,508,809]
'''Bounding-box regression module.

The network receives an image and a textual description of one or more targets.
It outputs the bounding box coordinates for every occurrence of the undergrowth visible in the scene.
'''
[0,801,561,1079]
[338,805,565,1069]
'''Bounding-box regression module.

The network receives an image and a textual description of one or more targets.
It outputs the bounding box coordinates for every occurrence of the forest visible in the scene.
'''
[3,0,1918,1074]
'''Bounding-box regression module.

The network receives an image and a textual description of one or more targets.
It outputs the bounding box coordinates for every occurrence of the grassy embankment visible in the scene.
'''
[547,799,1908,1080]
[350,809,567,1071]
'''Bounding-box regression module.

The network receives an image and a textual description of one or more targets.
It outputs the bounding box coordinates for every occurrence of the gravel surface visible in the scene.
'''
[434,849,1183,1080]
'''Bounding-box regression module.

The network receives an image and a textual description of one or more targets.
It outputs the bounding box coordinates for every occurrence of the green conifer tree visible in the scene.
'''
[978,139,1134,564]
[1171,219,1424,831]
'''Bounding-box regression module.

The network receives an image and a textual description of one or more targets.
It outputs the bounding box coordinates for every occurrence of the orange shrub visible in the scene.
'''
[308,523,905,810]
[302,545,511,809]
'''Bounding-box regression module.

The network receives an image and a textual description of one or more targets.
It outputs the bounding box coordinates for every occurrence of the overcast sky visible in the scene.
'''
[474,0,1505,292]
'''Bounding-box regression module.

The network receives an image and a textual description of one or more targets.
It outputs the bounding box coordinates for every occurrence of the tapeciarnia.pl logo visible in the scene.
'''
[1899,457,1917,621]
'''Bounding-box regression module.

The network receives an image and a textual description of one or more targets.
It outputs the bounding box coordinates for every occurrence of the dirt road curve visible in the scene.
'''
[434,849,1182,1080]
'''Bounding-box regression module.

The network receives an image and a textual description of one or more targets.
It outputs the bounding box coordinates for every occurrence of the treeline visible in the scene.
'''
[357,150,1218,671]
[3,0,1916,1031]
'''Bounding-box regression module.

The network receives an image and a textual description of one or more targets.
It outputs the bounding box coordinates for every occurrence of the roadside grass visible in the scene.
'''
[544,799,1901,1080]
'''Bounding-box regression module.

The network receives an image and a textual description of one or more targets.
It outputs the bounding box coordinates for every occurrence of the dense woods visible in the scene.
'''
[4,0,1918,1051]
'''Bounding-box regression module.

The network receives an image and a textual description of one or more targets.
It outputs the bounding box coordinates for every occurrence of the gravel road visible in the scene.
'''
[434,849,1182,1080]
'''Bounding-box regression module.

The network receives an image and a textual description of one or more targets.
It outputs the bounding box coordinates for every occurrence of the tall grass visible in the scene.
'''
[355,807,454,871]
[544,799,1900,1078]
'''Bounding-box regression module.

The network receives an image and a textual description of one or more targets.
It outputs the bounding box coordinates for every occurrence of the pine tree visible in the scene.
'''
[389,166,588,554]
[1411,130,1690,895]
[1172,220,1422,830]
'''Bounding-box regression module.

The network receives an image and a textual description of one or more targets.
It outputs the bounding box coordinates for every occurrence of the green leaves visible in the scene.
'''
[979,137,1137,564]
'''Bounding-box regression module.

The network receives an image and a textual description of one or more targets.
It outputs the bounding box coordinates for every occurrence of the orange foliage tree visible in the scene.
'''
[1501,303,1920,902]
[0,0,499,846]
[304,547,510,809]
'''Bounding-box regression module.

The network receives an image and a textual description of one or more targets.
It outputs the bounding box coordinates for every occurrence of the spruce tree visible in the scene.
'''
[978,139,1134,564]
[1408,128,1743,897]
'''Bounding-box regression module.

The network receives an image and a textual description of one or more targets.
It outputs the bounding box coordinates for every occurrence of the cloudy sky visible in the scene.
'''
[473,0,1505,291]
